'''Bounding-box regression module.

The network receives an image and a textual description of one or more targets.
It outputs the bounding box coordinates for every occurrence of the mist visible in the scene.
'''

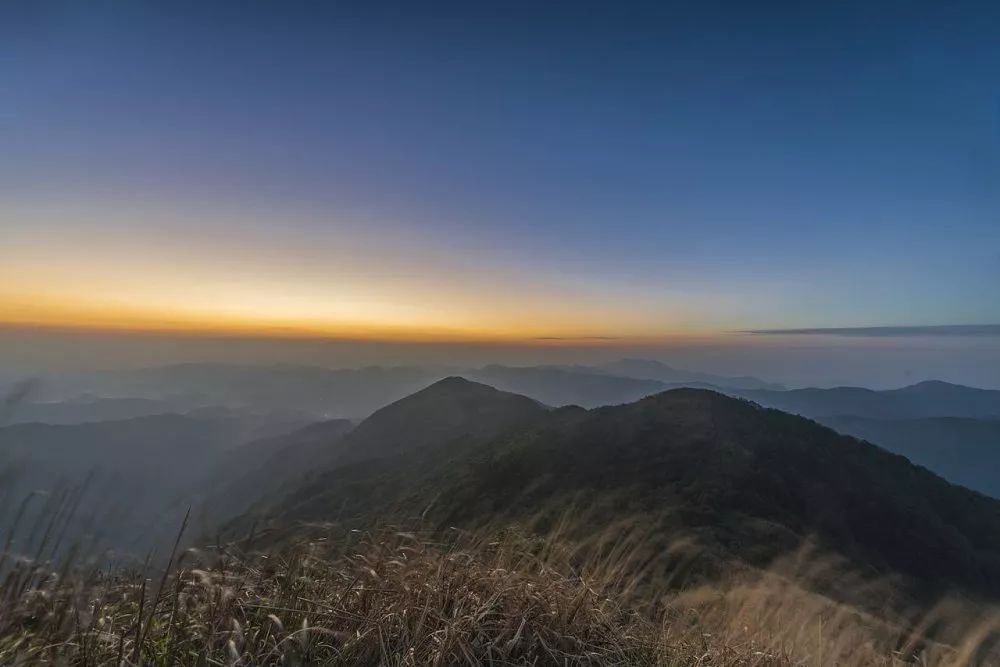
[3,325,1000,390]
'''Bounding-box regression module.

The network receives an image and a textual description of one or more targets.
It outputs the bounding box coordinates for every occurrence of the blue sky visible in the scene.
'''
[1,0,999,338]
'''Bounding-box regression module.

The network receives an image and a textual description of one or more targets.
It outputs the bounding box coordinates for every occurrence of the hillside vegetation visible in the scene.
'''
[0,517,995,666]
[239,379,1000,615]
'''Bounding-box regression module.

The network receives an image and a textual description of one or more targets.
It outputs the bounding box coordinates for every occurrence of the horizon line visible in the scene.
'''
[0,320,718,346]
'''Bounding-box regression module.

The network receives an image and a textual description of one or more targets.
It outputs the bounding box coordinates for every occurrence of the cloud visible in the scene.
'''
[741,325,1000,337]
[532,336,621,341]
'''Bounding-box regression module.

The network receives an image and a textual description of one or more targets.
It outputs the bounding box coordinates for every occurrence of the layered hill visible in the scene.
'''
[739,380,1000,420]
[820,415,1000,498]
[0,411,309,555]
[594,358,785,390]
[20,360,780,419]
[240,378,1000,612]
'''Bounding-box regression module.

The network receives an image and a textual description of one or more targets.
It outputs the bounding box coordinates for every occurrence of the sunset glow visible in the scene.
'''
[2,2,998,349]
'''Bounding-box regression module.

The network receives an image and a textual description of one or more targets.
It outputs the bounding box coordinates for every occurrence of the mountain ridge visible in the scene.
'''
[234,380,1000,613]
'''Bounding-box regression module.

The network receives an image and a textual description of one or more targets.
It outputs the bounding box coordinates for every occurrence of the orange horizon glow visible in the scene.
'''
[0,200,755,346]
[0,296,722,346]
[0,319,724,346]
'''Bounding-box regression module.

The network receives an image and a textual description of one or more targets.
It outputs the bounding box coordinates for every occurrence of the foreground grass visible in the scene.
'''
[0,520,995,666]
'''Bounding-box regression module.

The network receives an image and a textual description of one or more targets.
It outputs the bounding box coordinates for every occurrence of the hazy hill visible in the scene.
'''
[740,380,1000,420]
[33,363,446,417]
[595,358,785,390]
[0,411,310,555]
[465,364,666,407]
[729,382,1000,498]
[821,415,1000,498]
[0,413,275,481]
[3,395,203,425]
[248,379,1000,611]
[18,361,784,421]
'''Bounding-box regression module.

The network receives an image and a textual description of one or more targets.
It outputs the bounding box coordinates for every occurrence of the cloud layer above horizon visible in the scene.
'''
[745,325,1000,337]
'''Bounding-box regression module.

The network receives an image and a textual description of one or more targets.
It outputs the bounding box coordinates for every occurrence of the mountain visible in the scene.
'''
[244,380,1000,613]
[595,359,785,390]
[3,395,203,425]
[22,361,785,422]
[465,364,666,407]
[217,378,548,524]
[821,415,1000,498]
[337,376,548,455]
[740,380,1000,419]
[0,412,272,482]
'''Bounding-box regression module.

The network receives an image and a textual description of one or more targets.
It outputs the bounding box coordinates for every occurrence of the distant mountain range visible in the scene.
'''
[22,361,994,422]
[819,415,1000,498]
[589,358,786,390]
[7,364,442,418]
[225,378,1000,614]
[8,360,782,420]
[6,357,1000,614]
[0,409,315,555]
[737,380,1000,420]
[10,362,998,505]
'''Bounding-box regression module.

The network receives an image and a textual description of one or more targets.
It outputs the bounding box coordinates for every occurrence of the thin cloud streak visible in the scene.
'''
[532,336,621,341]
[742,325,1000,337]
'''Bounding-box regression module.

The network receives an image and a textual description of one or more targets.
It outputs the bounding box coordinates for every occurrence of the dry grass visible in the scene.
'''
[0,524,662,666]
[0,513,997,666]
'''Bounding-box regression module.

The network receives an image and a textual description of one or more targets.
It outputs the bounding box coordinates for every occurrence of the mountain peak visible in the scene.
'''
[406,376,530,402]
[429,375,489,389]
[638,386,749,408]
[898,379,970,391]
[889,379,995,398]
[344,376,547,455]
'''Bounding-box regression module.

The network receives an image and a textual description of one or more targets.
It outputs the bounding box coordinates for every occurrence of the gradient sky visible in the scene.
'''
[2,1,999,342]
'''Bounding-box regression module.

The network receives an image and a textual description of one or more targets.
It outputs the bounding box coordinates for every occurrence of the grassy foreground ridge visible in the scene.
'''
[0,516,996,666]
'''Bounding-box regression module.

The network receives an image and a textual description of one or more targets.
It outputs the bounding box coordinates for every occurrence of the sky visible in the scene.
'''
[1,1,999,375]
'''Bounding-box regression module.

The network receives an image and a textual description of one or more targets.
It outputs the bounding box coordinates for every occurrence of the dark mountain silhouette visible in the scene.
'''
[821,415,1000,498]
[337,376,548,456]
[739,380,1000,420]
[243,379,1000,612]
[216,378,548,522]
